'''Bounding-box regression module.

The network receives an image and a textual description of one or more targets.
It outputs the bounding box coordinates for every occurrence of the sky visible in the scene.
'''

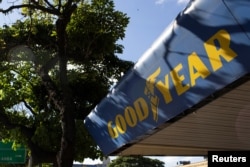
[0,0,205,166]
[114,0,190,62]
[0,0,188,62]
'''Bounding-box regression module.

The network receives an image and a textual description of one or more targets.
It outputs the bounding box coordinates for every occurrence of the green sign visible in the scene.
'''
[0,142,26,164]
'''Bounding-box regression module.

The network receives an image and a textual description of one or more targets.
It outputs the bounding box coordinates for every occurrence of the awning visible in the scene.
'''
[84,0,250,155]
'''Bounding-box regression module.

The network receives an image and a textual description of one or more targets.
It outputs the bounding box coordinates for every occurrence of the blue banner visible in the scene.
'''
[84,0,250,155]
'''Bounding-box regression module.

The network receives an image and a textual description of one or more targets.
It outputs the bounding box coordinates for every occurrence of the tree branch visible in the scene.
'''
[44,0,56,10]
[38,60,64,113]
[40,56,59,74]
[0,3,60,16]
[0,103,34,139]
[58,0,62,12]
[22,99,37,116]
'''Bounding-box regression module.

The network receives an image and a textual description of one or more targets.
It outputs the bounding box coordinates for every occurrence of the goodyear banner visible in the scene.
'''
[84,0,250,155]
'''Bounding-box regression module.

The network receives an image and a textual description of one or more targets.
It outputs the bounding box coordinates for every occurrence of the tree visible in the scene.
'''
[0,0,132,167]
[108,156,165,167]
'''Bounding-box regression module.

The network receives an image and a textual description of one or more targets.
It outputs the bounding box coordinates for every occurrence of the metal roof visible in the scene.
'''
[113,75,250,156]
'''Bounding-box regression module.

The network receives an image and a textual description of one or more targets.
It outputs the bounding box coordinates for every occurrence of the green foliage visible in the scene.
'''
[0,46,60,151]
[74,120,103,161]
[0,0,133,164]
[109,156,165,167]
[67,0,129,61]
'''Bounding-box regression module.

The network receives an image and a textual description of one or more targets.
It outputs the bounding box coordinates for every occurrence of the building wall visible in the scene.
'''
[180,161,208,167]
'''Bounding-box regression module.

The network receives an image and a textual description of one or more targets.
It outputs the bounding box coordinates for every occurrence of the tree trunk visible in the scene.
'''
[27,142,58,167]
[56,17,76,167]
[56,79,76,167]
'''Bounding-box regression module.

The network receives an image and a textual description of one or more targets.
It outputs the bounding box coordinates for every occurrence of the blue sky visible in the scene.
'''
[0,0,205,166]
[115,0,189,62]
